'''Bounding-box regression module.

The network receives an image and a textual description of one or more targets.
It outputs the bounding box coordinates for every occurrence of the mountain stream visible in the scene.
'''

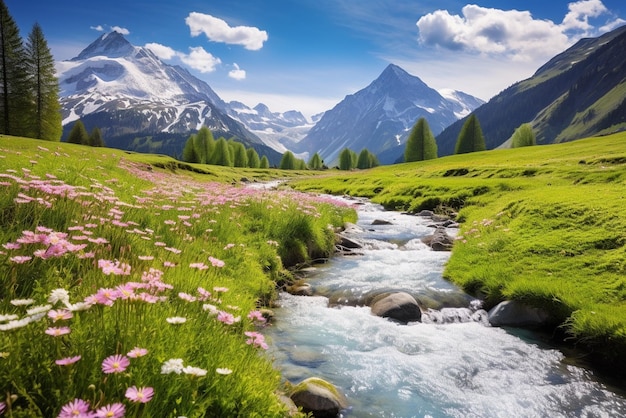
[266,198,626,417]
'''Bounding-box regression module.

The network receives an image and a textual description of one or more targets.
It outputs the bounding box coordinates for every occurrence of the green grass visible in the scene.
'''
[0,136,354,417]
[288,132,626,365]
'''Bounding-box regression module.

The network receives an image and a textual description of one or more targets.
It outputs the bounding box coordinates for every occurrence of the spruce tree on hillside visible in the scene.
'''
[88,127,104,147]
[211,137,233,166]
[259,155,270,169]
[511,123,536,148]
[66,120,89,145]
[182,134,199,163]
[404,117,437,162]
[279,151,296,170]
[455,114,486,154]
[246,147,260,168]
[308,152,323,170]
[0,0,30,136]
[25,23,61,141]
[232,141,248,167]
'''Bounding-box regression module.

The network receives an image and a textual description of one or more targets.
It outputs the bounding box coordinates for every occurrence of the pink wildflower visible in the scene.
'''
[95,403,125,418]
[178,292,197,302]
[101,354,130,374]
[208,256,225,268]
[213,286,229,293]
[58,398,90,418]
[125,386,154,403]
[247,310,267,324]
[55,355,81,366]
[197,287,211,300]
[163,261,176,267]
[48,309,73,322]
[10,255,32,264]
[2,242,20,250]
[245,331,269,349]
[189,262,208,270]
[138,255,154,261]
[127,347,148,358]
[45,326,71,337]
[94,288,119,306]
[217,311,236,325]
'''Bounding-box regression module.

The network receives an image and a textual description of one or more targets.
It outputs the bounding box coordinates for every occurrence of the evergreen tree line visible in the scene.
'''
[0,0,61,140]
[182,126,270,168]
[66,119,105,147]
[403,116,535,163]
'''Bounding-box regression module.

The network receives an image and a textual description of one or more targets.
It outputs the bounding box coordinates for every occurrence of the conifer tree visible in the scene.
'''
[404,117,437,162]
[88,127,104,147]
[0,0,30,136]
[246,147,260,168]
[232,141,248,167]
[25,23,61,141]
[308,152,323,170]
[66,120,89,145]
[339,148,355,170]
[356,149,373,169]
[259,155,270,169]
[511,123,536,148]
[455,114,486,154]
[182,134,199,163]
[279,151,296,170]
[211,137,233,166]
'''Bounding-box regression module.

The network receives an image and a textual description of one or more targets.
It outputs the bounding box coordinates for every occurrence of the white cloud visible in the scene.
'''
[416,1,622,62]
[228,63,246,80]
[180,46,222,73]
[186,12,268,50]
[90,25,104,32]
[145,43,177,60]
[111,26,130,35]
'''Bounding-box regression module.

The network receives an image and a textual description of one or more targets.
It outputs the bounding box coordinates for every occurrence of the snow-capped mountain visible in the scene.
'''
[57,31,282,161]
[225,102,314,155]
[293,64,484,164]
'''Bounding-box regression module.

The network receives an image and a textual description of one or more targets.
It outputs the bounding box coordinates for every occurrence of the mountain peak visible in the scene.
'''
[72,31,134,61]
[373,63,429,91]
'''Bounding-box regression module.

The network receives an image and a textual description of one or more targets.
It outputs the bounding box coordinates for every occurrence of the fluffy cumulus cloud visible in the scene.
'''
[228,63,246,80]
[145,43,177,60]
[90,25,130,35]
[111,26,130,35]
[186,12,268,50]
[416,0,623,61]
[145,43,221,73]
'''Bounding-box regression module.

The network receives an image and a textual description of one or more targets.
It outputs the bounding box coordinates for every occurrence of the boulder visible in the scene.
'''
[370,292,422,323]
[421,227,454,251]
[371,219,393,225]
[289,377,347,418]
[488,300,551,328]
[286,281,313,296]
[336,236,362,250]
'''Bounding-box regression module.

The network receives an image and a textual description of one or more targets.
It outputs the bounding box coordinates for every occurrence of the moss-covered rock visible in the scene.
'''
[289,377,347,418]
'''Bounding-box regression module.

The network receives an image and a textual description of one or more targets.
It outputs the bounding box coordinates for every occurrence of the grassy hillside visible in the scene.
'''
[288,132,626,370]
[0,136,354,417]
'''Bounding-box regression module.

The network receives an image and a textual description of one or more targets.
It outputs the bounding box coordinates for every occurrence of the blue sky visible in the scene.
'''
[7,0,625,118]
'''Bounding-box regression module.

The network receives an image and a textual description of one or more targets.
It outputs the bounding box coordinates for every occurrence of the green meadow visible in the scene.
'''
[0,136,354,417]
[288,132,626,370]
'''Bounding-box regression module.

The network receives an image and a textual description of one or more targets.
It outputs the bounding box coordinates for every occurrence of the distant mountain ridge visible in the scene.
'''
[293,64,484,164]
[57,31,285,163]
[436,24,626,155]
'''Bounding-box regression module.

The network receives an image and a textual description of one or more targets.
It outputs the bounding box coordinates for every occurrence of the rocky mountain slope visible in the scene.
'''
[293,64,484,164]
[436,24,626,156]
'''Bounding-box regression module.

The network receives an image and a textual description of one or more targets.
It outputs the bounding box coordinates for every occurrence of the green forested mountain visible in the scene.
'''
[436,24,626,156]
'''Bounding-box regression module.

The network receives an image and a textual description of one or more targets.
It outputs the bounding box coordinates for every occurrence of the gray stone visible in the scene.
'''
[422,227,454,251]
[289,377,347,418]
[371,219,393,225]
[371,292,422,323]
[286,281,313,296]
[488,300,551,328]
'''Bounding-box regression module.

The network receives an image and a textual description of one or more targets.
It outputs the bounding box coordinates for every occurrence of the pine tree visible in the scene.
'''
[308,152,323,170]
[455,114,486,154]
[404,117,437,162]
[279,151,296,170]
[339,148,355,170]
[25,23,61,141]
[0,1,30,136]
[511,123,536,148]
[66,120,89,145]
[246,147,260,168]
[357,149,373,169]
[182,134,199,163]
[259,155,270,169]
[232,141,248,167]
[211,137,232,166]
[88,127,104,147]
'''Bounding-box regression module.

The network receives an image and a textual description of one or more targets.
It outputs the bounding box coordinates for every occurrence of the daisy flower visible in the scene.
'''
[166,316,187,325]
[101,354,130,374]
[216,368,233,375]
[161,358,184,374]
[125,386,154,403]
[45,326,71,337]
[127,347,148,358]
[95,402,125,418]
[48,309,73,322]
[182,366,207,377]
[55,355,81,366]
[58,398,90,418]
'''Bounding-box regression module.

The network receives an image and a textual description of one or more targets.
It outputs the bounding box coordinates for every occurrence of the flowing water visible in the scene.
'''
[266,199,626,418]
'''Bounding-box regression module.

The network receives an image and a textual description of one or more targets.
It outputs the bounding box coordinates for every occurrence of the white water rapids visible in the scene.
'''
[266,199,626,417]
